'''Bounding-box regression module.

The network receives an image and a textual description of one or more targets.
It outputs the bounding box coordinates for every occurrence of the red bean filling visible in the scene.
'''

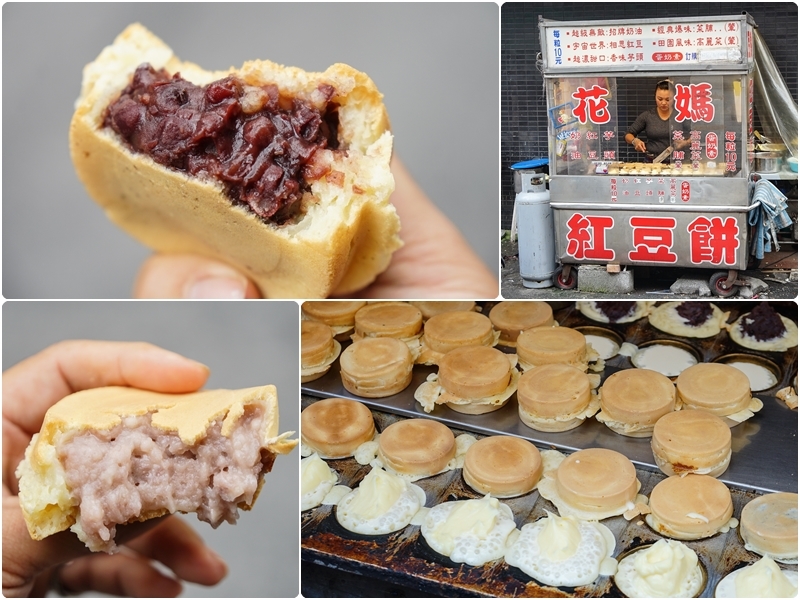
[594,301,636,323]
[104,64,339,223]
[739,302,787,341]
[675,301,712,327]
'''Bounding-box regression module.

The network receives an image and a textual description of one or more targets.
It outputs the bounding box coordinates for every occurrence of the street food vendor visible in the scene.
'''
[624,80,689,162]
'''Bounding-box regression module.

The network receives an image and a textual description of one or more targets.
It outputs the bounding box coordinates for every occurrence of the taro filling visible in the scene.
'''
[104,64,340,224]
[740,302,787,341]
[675,301,713,327]
[594,301,636,323]
[58,406,273,553]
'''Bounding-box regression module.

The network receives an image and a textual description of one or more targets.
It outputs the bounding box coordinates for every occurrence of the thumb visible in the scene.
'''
[134,254,261,299]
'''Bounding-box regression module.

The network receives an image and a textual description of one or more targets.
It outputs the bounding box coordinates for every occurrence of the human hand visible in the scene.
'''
[3,341,227,597]
[632,138,647,153]
[134,157,498,299]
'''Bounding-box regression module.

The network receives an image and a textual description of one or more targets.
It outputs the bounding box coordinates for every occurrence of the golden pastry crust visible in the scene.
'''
[676,363,761,423]
[302,301,367,328]
[300,320,341,382]
[378,419,456,476]
[740,493,798,562]
[646,474,735,540]
[17,385,295,543]
[462,436,542,498]
[517,363,599,432]
[410,301,477,320]
[423,311,495,353]
[339,337,414,398]
[596,369,676,438]
[352,302,423,340]
[651,410,731,478]
[489,302,555,347]
[70,24,400,298]
[516,326,589,371]
[439,346,512,399]
[301,398,375,459]
[555,448,638,513]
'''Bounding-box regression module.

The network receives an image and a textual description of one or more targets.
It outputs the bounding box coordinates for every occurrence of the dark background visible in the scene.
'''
[501,2,799,229]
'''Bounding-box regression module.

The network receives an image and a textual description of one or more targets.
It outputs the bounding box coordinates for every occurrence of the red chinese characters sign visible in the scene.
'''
[571,85,611,124]
[565,213,615,260]
[563,213,739,265]
[674,82,715,123]
[687,216,740,265]
[629,217,678,263]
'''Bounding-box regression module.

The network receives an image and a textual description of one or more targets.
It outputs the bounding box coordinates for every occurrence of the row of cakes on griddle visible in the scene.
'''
[300,301,797,595]
[300,398,798,597]
[300,300,777,448]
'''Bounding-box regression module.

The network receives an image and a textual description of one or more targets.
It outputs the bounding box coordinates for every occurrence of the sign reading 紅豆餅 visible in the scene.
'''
[542,16,752,71]
[560,209,742,268]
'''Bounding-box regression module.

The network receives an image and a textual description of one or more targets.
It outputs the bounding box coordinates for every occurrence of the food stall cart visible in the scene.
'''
[539,14,760,295]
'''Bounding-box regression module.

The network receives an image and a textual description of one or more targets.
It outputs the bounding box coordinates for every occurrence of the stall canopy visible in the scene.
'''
[753,29,798,159]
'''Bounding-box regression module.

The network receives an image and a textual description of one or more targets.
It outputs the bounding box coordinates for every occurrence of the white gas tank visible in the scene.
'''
[516,172,555,288]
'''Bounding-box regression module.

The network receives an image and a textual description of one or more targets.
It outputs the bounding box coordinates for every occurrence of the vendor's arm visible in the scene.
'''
[625,113,648,153]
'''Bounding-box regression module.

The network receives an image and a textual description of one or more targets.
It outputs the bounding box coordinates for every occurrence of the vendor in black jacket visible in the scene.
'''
[624,80,689,162]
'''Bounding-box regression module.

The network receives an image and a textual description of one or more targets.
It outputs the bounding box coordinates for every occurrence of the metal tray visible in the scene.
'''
[301,405,797,598]
[302,302,798,494]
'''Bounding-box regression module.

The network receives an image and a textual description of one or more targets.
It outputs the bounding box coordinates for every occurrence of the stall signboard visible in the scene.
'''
[554,207,748,269]
[542,16,753,70]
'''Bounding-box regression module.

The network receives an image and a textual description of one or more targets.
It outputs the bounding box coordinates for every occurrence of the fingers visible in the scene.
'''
[358,157,497,298]
[2,498,89,597]
[124,517,227,586]
[134,254,261,299]
[59,552,183,597]
[3,505,225,597]
[3,341,209,437]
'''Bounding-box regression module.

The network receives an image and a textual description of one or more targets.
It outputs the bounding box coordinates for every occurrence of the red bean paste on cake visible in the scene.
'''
[594,302,636,323]
[675,301,713,327]
[739,302,787,341]
[104,64,340,223]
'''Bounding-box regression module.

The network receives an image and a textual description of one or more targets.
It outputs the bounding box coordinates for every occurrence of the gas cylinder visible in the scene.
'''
[516,171,556,288]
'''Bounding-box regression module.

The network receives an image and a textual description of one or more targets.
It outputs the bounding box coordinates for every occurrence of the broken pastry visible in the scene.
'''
[71,24,400,298]
[16,385,297,553]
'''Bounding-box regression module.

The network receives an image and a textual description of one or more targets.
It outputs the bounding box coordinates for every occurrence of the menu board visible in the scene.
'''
[542,16,753,70]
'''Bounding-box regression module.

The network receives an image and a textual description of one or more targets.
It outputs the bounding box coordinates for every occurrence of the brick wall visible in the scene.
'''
[501,2,799,229]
